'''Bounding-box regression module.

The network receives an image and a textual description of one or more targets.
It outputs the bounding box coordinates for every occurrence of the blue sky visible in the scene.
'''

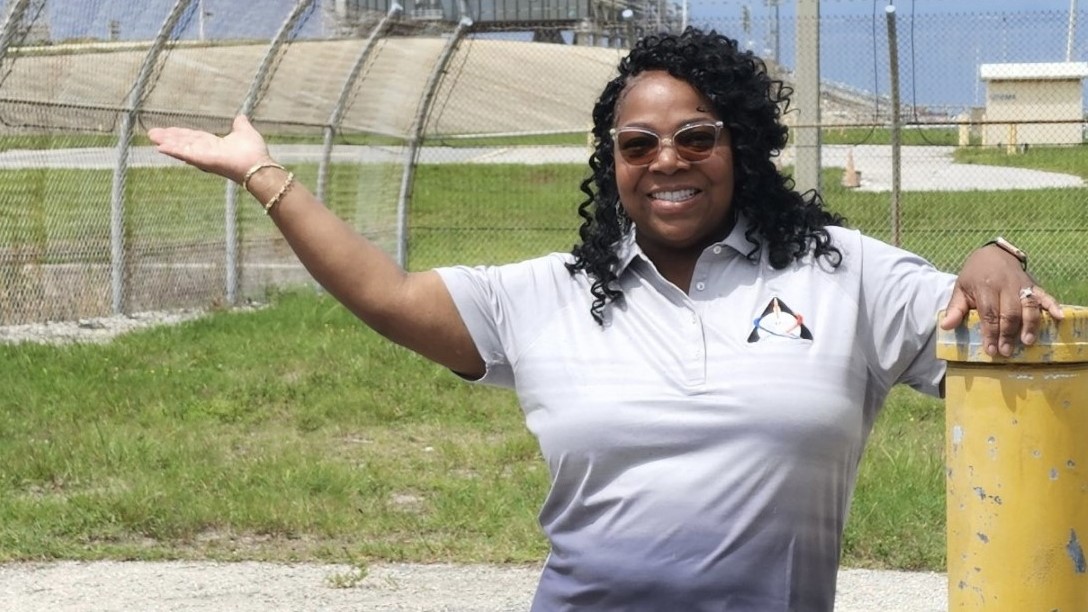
[38,0,1078,35]
[22,0,1088,108]
[705,0,1079,107]
[736,0,1076,16]
[696,0,1085,109]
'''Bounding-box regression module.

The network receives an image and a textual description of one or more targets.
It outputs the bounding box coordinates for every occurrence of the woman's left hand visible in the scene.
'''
[939,244,1064,357]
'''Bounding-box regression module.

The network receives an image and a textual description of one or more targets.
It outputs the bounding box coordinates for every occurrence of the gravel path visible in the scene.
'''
[0,561,947,611]
[0,309,209,345]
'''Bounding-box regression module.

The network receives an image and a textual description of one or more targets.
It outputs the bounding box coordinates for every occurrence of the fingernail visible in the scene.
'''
[986,344,998,356]
[1023,333,1035,345]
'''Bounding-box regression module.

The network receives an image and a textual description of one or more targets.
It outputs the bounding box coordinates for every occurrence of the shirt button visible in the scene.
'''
[695,282,706,291]
[712,246,722,255]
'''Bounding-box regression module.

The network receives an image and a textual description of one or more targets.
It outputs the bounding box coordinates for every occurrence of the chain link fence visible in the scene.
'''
[1,0,1085,325]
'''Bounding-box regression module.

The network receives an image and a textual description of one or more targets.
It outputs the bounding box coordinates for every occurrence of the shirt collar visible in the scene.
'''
[613,212,760,276]
[723,212,760,259]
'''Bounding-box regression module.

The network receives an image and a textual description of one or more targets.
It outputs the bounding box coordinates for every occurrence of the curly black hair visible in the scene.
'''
[566,27,846,324]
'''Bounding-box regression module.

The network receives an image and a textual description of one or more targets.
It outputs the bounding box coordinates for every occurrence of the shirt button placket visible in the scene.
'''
[686,309,706,386]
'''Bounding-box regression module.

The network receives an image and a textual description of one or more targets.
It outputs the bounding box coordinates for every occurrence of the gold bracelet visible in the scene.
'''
[263,172,295,215]
[242,161,285,192]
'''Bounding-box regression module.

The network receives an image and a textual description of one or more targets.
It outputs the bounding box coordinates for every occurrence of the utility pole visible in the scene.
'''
[794,0,821,195]
[198,0,210,41]
[886,3,902,246]
[765,0,780,63]
[1067,0,1078,61]
[742,4,751,48]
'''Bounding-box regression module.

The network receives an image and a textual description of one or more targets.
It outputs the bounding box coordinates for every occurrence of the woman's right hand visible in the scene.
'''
[148,114,273,185]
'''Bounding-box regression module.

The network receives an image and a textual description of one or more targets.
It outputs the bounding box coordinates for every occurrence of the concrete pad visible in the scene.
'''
[787,144,1085,192]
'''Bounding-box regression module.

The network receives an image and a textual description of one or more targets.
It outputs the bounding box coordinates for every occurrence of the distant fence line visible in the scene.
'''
[0,0,1085,324]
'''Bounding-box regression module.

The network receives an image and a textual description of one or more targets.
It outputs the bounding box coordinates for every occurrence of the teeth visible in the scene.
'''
[651,189,696,202]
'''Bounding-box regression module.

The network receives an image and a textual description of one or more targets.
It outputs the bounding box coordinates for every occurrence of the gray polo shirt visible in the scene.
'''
[436,215,954,611]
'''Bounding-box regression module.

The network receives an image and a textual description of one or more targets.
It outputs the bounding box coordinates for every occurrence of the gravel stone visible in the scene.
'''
[0,307,272,346]
[0,310,205,346]
[0,561,948,611]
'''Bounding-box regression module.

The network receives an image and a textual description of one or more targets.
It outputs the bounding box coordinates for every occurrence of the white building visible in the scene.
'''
[979,62,1088,146]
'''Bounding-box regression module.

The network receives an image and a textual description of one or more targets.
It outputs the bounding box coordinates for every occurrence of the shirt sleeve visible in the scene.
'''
[435,254,575,389]
[434,264,516,388]
[856,234,956,397]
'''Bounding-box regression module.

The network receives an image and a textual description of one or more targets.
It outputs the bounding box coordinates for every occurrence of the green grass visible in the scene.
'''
[0,292,548,563]
[423,132,590,147]
[0,162,588,270]
[954,143,1088,179]
[818,168,1088,305]
[0,288,946,569]
[409,164,587,268]
[0,134,130,150]
[819,126,964,146]
[263,131,590,147]
[842,388,945,569]
[399,163,1088,303]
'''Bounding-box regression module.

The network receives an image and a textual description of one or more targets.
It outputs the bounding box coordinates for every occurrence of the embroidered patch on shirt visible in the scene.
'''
[747,297,813,342]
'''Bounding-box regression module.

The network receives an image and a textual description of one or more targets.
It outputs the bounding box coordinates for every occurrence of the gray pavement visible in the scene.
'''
[1,144,1082,193]
[0,561,946,611]
[806,144,1084,192]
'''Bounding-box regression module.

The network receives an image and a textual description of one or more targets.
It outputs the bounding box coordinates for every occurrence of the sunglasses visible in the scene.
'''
[609,120,725,166]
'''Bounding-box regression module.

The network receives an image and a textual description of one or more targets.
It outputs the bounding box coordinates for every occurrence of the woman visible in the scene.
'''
[150,28,1060,612]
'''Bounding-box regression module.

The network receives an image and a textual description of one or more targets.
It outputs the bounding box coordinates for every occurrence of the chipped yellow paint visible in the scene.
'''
[936,305,1088,364]
[939,306,1088,609]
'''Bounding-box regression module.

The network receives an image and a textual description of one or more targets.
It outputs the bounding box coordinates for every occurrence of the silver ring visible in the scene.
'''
[1018,287,1034,300]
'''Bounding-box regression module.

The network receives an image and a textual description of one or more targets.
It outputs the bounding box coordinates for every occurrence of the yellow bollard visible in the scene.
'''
[937,306,1088,609]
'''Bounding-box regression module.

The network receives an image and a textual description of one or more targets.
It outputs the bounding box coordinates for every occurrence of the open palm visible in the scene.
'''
[147,115,271,185]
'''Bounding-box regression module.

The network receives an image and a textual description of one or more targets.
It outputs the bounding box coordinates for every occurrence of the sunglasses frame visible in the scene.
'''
[609,120,725,166]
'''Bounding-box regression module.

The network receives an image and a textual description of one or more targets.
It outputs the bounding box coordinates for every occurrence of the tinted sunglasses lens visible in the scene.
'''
[615,131,660,165]
[674,125,719,161]
[615,125,720,165]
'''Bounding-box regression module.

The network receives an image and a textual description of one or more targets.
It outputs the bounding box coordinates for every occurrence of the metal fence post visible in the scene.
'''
[227,0,316,305]
[316,3,402,207]
[937,306,1088,609]
[885,4,902,247]
[0,0,32,62]
[1006,124,1018,156]
[394,15,473,269]
[110,0,195,315]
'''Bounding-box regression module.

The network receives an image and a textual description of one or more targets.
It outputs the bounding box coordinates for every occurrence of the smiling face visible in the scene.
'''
[612,71,735,267]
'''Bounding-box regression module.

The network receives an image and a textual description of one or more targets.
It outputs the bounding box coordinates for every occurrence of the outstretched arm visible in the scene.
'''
[148,115,485,377]
[939,241,1064,357]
